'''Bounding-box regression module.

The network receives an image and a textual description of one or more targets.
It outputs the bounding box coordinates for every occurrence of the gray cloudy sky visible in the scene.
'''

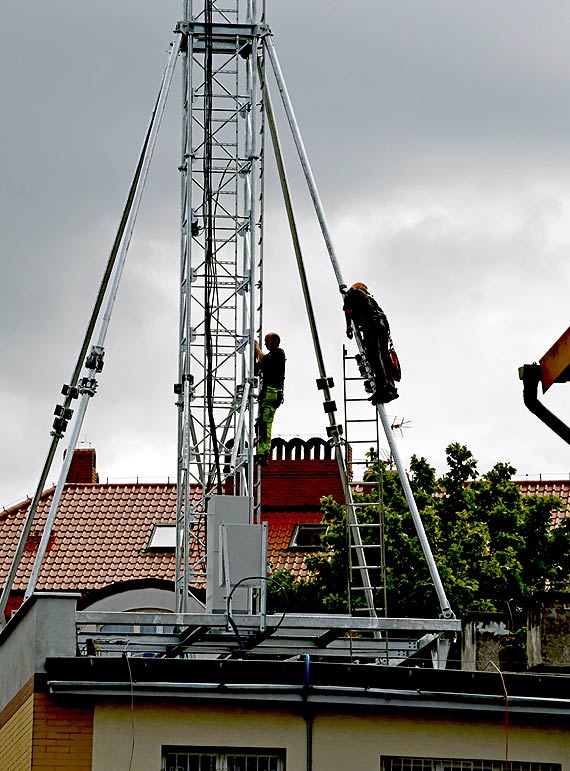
[2,1,570,508]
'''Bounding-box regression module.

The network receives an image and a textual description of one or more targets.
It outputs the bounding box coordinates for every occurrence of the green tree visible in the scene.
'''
[269,444,570,629]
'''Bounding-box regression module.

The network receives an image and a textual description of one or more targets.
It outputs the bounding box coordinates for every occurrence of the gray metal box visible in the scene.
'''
[206,495,267,614]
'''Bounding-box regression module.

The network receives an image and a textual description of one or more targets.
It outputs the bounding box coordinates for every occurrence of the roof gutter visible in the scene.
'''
[47,679,570,717]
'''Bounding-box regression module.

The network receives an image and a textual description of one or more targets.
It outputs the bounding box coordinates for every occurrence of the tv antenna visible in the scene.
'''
[391,416,412,438]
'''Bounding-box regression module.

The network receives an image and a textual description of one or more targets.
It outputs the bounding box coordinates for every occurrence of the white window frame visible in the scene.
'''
[381,757,561,771]
[148,523,177,550]
[163,747,285,771]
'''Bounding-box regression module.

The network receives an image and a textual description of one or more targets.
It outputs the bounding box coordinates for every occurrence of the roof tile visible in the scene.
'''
[514,479,570,527]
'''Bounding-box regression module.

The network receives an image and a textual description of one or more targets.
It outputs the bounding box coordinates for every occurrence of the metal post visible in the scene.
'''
[24,391,91,599]
[376,401,453,618]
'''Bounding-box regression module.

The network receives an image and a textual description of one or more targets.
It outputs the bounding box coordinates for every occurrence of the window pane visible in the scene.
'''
[166,750,283,771]
[289,524,326,548]
[381,759,561,771]
[164,753,218,771]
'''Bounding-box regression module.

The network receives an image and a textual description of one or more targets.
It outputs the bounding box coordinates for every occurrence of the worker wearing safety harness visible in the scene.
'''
[343,282,400,404]
[254,332,286,462]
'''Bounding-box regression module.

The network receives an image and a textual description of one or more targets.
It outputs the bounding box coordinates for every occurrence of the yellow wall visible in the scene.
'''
[315,711,569,769]
[93,702,306,770]
[0,689,33,771]
[92,700,570,771]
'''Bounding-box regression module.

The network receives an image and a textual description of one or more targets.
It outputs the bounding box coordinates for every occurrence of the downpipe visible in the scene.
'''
[520,364,570,445]
[301,653,313,771]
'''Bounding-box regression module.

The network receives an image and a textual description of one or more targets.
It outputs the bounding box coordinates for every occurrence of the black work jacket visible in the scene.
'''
[343,288,389,336]
[258,347,286,390]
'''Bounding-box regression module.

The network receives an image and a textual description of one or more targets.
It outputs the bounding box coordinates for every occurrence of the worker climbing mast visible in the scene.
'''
[175,0,265,610]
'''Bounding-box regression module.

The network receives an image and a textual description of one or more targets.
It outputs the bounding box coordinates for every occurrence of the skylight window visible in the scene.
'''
[289,523,326,549]
[147,524,176,550]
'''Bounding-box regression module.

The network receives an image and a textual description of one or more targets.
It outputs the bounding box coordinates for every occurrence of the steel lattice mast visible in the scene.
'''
[175,0,264,611]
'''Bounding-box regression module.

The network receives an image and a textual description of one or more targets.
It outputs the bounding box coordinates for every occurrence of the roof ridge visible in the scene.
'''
[64,481,178,488]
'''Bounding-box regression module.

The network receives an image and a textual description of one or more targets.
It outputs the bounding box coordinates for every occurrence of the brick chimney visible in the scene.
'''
[66,448,99,484]
[261,437,345,509]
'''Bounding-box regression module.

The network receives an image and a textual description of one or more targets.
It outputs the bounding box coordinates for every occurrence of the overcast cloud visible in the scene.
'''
[2,1,570,508]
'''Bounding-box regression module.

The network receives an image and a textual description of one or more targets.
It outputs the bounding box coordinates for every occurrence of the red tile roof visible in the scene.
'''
[0,484,332,594]
[0,483,184,593]
[515,479,570,527]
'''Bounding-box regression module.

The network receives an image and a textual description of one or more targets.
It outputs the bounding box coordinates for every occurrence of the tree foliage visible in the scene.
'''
[269,443,570,627]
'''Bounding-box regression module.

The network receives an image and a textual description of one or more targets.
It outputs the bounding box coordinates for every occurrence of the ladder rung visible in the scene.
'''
[350,538,382,544]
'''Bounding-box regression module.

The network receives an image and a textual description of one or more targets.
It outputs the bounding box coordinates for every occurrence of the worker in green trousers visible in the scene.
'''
[254,332,286,462]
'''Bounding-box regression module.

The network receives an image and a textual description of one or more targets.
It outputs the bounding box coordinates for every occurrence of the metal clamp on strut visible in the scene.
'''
[79,377,98,397]
[316,376,334,390]
[326,424,343,442]
[85,346,105,373]
[61,384,79,399]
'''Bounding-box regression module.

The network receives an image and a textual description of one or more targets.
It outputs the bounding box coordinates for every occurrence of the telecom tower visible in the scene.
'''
[175,0,264,610]
[1,1,456,662]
